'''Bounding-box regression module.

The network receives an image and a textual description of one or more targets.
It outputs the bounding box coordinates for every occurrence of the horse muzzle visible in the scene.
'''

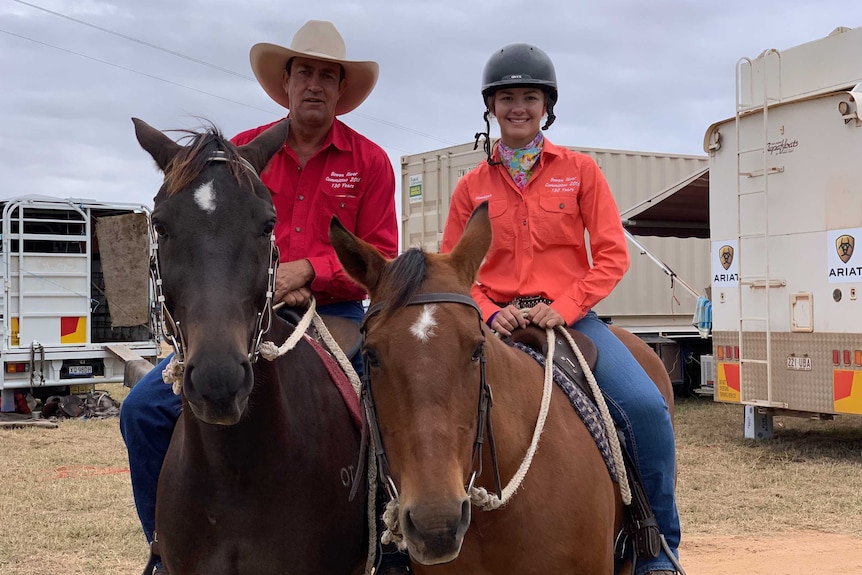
[183,353,254,425]
[400,496,472,565]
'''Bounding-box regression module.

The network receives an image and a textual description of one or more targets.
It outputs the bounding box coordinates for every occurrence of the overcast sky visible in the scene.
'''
[1,0,860,212]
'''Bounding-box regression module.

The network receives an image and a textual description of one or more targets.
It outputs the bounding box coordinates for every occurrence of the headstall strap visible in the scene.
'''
[148,150,277,371]
[357,292,503,503]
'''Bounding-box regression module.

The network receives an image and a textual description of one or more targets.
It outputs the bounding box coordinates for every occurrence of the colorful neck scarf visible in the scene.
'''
[497,132,544,190]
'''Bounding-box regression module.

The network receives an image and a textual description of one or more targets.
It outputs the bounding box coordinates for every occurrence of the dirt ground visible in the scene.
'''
[680,532,862,574]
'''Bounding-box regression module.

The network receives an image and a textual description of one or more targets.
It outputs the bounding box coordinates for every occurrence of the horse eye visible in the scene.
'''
[363,349,380,369]
[262,220,275,237]
[152,222,168,238]
[471,343,484,362]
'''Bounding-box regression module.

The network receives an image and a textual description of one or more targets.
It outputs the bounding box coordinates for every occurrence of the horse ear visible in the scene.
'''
[237,119,289,174]
[329,216,387,294]
[132,117,182,173]
[448,201,492,285]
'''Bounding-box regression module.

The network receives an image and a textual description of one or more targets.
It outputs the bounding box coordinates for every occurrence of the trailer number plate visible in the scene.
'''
[68,365,93,376]
[786,356,811,371]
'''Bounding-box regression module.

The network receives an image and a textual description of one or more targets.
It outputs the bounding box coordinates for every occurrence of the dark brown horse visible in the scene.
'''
[330,203,674,574]
[133,118,365,575]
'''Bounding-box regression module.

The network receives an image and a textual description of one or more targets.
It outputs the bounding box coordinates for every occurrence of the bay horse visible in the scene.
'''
[132,118,365,575]
[329,203,675,574]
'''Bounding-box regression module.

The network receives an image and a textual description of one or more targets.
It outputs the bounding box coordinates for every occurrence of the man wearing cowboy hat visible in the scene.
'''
[235,19,397,312]
[120,19,407,575]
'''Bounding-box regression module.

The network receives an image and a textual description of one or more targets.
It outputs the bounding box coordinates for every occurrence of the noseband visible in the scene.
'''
[149,151,279,371]
[350,292,503,504]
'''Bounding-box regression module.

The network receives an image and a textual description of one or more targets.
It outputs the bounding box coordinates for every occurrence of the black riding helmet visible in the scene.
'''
[474,43,558,164]
[481,43,558,130]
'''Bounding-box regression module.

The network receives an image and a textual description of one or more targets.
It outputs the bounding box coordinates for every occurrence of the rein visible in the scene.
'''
[150,151,279,392]
[350,293,503,509]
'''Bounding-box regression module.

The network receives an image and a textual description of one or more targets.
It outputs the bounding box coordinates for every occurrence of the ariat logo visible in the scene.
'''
[719,245,734,270]
[836,235,855,264]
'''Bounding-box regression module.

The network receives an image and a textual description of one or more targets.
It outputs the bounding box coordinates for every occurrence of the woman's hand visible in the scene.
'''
[490,304,528,337]
[526,303,565,329]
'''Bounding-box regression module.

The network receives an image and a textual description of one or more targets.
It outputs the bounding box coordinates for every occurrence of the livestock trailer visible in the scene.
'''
[704,26,862,421]
[0,195,159,410]
[401,144,712,389]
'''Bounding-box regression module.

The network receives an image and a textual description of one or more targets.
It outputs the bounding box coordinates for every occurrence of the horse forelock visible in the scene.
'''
[163,126,250,196]
[377,248,427,318]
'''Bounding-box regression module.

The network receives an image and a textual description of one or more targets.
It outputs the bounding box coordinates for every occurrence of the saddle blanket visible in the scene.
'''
[305,337,362,429]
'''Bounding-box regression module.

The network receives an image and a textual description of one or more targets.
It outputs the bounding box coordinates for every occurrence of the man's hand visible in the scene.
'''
[281,287,312,307]
[489,304,528,337]
[274,259,315,305]
[526,303,565,329]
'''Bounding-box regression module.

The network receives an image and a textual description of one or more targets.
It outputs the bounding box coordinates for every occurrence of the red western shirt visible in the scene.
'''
[441,138,630,324]
[232,119,397,304]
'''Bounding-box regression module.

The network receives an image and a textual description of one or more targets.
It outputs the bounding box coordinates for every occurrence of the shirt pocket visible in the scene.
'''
[487,197,515,249]
[321,189,361,235]
[535,194,582,247]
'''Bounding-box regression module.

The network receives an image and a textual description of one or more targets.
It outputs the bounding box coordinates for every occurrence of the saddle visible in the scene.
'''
[505,325,662,563]
[506,325,598,404]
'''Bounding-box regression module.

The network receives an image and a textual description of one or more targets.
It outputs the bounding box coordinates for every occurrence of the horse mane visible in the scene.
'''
[163,123,247,196]
[378,248,427,316]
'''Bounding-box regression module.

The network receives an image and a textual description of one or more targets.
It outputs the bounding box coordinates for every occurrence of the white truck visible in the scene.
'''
[0,195,159,411]
[703,25,862,428]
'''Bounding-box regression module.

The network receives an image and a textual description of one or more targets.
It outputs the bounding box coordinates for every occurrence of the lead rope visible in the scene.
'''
[258,298,379,575]
[158,297,379,574]
[554,325,631,506]
[466,327,555,511]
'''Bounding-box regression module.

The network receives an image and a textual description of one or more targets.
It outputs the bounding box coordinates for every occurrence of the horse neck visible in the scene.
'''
[486,336,553,469]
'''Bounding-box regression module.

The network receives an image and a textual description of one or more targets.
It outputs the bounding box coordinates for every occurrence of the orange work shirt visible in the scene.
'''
[440,138,630,324]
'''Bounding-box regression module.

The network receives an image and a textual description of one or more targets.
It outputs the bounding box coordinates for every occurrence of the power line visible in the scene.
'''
[10,0,459,146]
[0,28,413,154]
[0,29,276,116]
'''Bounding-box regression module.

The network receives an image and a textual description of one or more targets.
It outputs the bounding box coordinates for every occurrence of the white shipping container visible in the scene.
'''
[401,143,710,335]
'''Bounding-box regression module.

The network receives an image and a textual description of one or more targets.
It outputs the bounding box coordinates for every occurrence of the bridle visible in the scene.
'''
[148,150,280,371]
[349,292,503,504]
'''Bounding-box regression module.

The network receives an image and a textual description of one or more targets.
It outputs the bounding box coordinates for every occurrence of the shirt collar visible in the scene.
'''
[328,119,352,152]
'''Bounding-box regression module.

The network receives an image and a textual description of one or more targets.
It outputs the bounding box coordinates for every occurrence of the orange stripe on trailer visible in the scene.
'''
[60,317,86,344]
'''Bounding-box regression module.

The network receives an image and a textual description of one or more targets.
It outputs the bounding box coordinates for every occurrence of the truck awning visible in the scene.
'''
[620,167,710,239]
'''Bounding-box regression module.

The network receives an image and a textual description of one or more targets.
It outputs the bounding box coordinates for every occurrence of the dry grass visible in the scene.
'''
[1,389,861,574]
[675,396,862,536]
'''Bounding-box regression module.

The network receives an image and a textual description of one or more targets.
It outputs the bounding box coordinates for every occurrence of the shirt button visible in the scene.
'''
[295,227,301,233]
[340,202,345,209]
[298,195,304,201]
[559,203,565,209]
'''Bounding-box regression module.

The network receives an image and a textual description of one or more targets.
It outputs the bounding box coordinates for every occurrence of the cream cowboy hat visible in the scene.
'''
[250,20,379,116]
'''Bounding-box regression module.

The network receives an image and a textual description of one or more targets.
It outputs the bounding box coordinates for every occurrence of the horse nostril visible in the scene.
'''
[459,498,472,535]
[402,506,418,536]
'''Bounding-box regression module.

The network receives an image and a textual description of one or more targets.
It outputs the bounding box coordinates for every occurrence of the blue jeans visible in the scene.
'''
[119,301,365,544]
[573,311,680,575]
